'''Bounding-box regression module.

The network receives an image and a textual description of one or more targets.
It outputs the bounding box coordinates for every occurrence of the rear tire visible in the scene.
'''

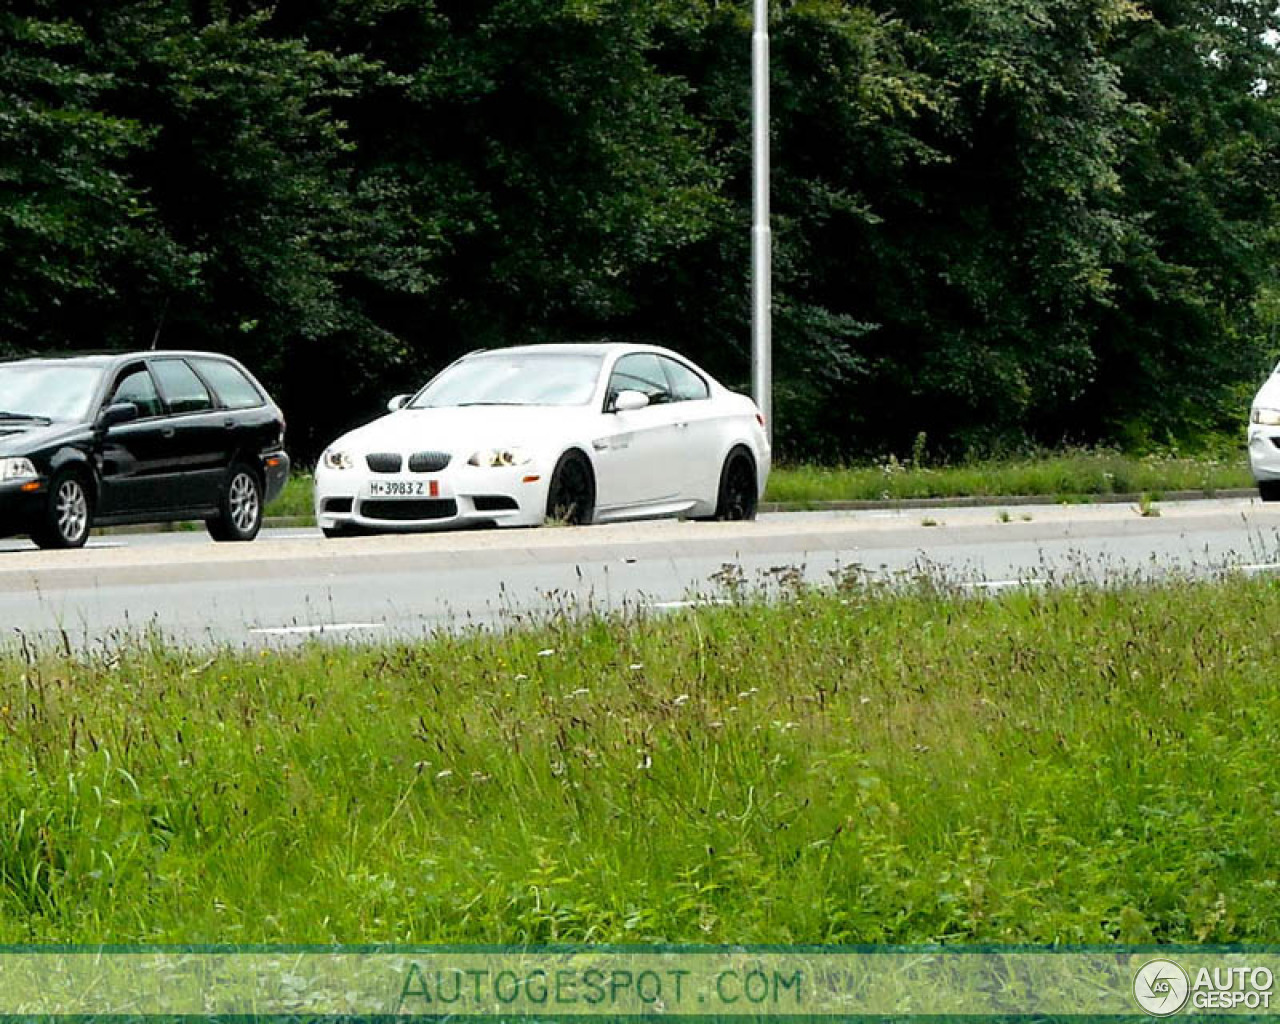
[1260,481,1280,503]
[32,470,93,550]
[207,464,263,542]
[712,449,759,521]
[545,451,595,525]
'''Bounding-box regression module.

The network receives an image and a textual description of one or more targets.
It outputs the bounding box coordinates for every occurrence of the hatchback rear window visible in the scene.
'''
[192,357,264,410]
[151,359,213,414]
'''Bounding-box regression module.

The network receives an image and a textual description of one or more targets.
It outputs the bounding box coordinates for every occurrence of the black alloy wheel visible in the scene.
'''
[714,451,759,521]
[545,451,596,525]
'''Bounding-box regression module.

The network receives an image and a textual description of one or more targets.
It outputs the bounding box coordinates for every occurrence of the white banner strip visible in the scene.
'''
[0,950,1270,1017]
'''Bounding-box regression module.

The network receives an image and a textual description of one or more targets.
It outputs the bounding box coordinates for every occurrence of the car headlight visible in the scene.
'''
[322,449,355,471]
[467,447,533,468]
[0,458,38,482]
[1253,408,1280,426]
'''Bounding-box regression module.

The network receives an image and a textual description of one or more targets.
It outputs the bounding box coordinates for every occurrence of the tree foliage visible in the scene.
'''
[0,0,1276,458]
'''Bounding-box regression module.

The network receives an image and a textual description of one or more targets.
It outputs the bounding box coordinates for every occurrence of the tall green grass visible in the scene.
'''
[3,576,1278,944]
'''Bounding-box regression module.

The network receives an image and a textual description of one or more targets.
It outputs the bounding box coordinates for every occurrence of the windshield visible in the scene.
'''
[0,364,104,422]
[409,352,603,409]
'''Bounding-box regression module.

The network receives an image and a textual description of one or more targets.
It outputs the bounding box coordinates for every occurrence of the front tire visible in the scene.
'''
[1260,481,1280,503]
[32,471,93,550]
[207,464,263,542]
[712,449,759,521]
[545,451,595,525]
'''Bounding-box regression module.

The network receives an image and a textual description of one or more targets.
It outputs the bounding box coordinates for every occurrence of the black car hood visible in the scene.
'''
[0,421,86,456]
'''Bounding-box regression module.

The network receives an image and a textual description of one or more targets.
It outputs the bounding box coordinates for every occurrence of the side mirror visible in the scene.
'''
[98,402,139,429]
[387,394,411,413]
[613,390,650,413]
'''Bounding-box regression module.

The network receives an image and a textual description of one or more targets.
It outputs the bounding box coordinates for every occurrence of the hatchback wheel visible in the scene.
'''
[207,465,263,542]
[33,471,93,550]
[1260,481,1280,503]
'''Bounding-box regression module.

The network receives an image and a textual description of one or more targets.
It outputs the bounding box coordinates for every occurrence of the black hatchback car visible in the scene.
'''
[0,351,290,548]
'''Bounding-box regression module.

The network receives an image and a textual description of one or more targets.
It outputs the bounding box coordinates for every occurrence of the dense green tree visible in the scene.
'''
[276,0,726,439]
[82,1,431,452]
[1087,0,1280,444]
[0,8,174,355]
[0,0,1275,458]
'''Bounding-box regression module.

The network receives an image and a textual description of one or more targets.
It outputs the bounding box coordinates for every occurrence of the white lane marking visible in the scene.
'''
[86,541,127,549]
[249,622,385,637]
[1238,563,1280,574]
[652,598,734,611]
[964,579,1046,591]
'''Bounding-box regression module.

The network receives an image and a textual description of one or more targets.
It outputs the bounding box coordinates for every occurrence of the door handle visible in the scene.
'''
[161,427,176,439]
[675,422,689,429]
[224,418,235,428]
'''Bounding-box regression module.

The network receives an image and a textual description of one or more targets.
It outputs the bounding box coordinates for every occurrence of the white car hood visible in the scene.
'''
[331,405,589,456]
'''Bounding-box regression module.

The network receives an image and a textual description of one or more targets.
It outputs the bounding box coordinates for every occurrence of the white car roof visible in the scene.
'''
[465,342,689,360]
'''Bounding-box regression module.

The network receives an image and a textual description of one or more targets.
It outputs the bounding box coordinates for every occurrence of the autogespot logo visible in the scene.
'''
[1134,959,1190,1017]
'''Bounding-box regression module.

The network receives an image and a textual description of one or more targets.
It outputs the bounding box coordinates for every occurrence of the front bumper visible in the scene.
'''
[0,478,47,539]
[1249,427,1280,482]
[314,461,551,532]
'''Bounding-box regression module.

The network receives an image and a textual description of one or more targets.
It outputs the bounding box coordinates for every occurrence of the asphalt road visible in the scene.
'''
[3,497,1280,648]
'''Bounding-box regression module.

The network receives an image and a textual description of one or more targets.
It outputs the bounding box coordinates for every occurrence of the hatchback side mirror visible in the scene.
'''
[98,402,139,429]
[613,390,650,413]
[387,394,411,413]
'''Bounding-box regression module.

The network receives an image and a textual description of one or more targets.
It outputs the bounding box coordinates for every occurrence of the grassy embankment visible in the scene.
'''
[2,574,1278,943]
[766,450,1251,504]
[265,450,1253,518]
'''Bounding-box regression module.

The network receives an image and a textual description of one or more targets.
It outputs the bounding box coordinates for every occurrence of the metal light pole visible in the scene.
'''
[751,0,773,443]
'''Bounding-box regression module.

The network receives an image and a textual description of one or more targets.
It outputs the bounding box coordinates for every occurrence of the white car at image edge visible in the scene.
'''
[1250,364,1280,501]
[314,343,771,536]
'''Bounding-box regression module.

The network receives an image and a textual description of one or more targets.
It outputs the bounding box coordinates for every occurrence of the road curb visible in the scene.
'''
[758,488,1257,514]
[88,489,1259,536]
[95,515,315,536]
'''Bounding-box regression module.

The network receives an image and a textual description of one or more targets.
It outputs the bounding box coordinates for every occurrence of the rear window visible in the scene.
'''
[662,357,710,402]
[192,357,264,410]
[151,359,213,414]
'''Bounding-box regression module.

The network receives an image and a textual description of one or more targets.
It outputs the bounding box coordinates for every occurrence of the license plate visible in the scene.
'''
[368,480,434,497]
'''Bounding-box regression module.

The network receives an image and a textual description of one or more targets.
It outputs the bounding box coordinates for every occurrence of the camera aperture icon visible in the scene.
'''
[1134,959,1190,1016]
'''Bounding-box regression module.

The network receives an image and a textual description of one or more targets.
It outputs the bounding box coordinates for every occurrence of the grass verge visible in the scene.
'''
[2,574,1278,943]
[267,451,1254,520]
[767,450,1252,504]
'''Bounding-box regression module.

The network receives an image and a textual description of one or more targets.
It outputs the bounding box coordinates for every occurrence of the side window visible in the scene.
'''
[661,357,710,402]
[606,354,671,408]
[191,357,264,410]
[151,359,213,415]
[108,366,164,419]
